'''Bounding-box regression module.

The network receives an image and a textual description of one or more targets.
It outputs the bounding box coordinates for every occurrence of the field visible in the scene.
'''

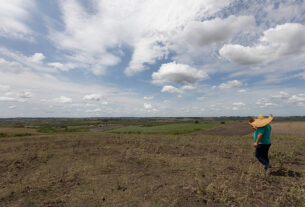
[0,119,304,206]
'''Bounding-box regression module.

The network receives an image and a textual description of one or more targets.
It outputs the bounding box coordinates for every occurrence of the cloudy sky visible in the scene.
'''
[0,0,305,117]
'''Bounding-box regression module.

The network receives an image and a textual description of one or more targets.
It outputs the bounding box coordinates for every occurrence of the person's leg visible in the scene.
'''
[255,144,269,167]
[260,144,272,169]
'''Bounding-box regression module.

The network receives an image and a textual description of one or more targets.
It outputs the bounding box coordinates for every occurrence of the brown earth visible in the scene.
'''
[0,132,304,207]
[195,122,253,136]
[271,122,305,138]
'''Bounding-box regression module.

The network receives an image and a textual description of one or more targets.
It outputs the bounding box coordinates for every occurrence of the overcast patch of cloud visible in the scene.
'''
[55,96,72,103]
[177,15,255,48]
[220,23,305,65]
[18,91,32,99]
[0,58,25,73]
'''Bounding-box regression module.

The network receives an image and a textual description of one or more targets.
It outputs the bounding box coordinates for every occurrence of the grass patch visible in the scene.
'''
[107,122,221,134]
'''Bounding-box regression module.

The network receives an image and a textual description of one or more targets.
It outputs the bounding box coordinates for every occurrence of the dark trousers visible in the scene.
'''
[255,144,271,167]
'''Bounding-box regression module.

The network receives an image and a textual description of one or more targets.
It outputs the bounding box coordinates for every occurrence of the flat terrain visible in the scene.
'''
[0,122,304,207]
[271,122,305,138]
[195,122,252,136]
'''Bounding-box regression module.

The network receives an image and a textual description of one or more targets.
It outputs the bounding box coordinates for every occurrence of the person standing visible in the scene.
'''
[249,114,273,170]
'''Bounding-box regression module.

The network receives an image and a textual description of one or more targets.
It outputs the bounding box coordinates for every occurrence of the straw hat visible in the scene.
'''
[249,114,273,127]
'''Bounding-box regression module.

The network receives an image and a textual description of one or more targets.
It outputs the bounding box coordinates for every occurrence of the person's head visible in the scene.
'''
[249,114,273,128]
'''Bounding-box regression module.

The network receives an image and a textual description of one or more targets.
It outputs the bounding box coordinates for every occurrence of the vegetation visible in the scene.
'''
[0,119,304,206]
[107,122,221,134]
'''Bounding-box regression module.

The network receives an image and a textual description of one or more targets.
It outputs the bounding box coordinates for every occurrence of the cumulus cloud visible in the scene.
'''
[50,0,229,75]
[83,94,101,101]
[179,15,255,47]
[55,96,72,103]
[144,103,152,109]
[220,23,305,65]
[181,85,196,90]
[152,62,208,86]
[28,53,45,64]
[161,85,183,94]
[219,80,242,89]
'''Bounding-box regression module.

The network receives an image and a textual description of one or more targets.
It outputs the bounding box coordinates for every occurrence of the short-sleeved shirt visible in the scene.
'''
[253,124,272,144]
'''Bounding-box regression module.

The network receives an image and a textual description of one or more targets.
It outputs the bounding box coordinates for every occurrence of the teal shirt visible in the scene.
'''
[253,124,272,144]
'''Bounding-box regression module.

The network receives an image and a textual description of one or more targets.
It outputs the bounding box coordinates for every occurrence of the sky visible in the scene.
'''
[0,0,305,117]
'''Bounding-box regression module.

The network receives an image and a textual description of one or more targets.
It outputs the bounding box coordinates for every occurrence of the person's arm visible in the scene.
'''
[253,133,262,148]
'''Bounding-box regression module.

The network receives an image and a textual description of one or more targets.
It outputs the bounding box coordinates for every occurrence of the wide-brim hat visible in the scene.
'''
[249,114,273,127]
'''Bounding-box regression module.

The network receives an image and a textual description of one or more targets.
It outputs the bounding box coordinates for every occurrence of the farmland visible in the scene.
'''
[0,118,304,206]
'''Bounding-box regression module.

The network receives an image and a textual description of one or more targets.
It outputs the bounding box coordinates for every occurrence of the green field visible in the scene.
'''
[107,122,221,134]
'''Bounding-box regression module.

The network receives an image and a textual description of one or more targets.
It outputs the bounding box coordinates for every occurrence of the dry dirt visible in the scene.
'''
[195,121,305,138]
[271,122,305,138]
[195,122,253,136]
[0,132,304,207]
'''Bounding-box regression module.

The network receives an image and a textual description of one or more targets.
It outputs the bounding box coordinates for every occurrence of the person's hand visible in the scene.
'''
[253,143,258,148]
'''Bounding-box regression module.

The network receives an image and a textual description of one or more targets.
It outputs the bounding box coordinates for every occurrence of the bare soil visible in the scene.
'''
[195,122,253,136]
[0,132,304,207]
[271,122,305,138]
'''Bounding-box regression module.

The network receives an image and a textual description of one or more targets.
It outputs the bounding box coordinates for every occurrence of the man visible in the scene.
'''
[249,114,273,170]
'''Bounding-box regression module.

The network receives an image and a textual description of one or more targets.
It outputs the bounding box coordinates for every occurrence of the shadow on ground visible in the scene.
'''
[270,168,302,178]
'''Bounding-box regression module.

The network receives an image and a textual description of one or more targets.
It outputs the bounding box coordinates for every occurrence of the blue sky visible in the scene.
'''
[0,0,305,117]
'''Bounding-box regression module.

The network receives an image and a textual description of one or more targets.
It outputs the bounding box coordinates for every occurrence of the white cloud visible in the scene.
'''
[161,85,183,94]
[83,94,101,101]
[9,105,16,109]
[178,15,255,47]
[50,0,229,75]
[0,97,17,102]
[55,96,72,103]
[18,91,32,98]
[288,93,305,106]
[219,80,242,89]
[28,53,45,64]
[233,102,245,107]
[0,84,10,91]
[86,108,101,113]
[256,98,276,108]
[48,62,76,72]
[220,23,305,65]
[144,96,154,100]
[238,89,247,93]
[181,85,196,90]
[0,58,24,73]
[144,103,152,109]
[271,91,289,100]
[0,0,34,39]
[152,62,208,86]
[197,96,207,101]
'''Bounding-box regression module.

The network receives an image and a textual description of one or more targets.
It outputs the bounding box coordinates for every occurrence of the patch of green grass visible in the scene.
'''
[107,122,221,134]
